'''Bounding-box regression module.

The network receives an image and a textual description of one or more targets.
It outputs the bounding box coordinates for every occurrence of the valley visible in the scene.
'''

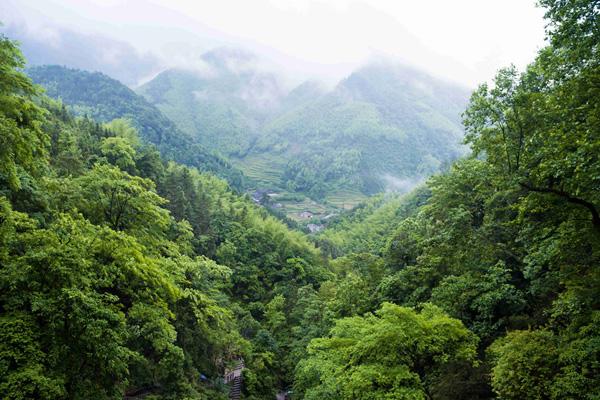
[1,2,598,399]
[29,50,469,225]
[136,49,469,222]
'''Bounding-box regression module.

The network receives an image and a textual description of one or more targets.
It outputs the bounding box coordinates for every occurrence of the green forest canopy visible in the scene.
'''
[1,0,599,399]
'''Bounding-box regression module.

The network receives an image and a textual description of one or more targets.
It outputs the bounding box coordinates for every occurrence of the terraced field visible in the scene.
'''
[235,155,367,222]
[276,196,330,221]
[325,188,367,209]
[233,154,286,188]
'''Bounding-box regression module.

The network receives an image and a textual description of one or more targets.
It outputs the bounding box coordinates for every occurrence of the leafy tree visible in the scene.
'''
[488,330,560,400]
[59,164,170,239]
[295,303,478,400]
[464,38,600,234]
[100,137,137,172]
[0,34,47,190]
[104,118,141,147]
[430,262,525,341]
[264,294,286,332]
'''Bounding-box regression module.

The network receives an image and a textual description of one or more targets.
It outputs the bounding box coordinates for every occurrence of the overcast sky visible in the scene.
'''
[2,0,547,87]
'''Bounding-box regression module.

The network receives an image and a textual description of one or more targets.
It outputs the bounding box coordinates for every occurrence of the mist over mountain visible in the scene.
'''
[137,48,289,156]
[258,62,469,194]
[139,49,469,200]
[3,23,161,86]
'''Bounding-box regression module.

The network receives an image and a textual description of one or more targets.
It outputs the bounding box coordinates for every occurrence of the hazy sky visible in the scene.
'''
[2,0,547,87]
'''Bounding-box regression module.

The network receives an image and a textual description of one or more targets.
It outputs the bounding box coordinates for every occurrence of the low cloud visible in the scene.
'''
[2,22,162,87]
[381,174,425,193]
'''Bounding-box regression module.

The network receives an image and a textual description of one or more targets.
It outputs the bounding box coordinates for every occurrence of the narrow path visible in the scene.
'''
[224,359,245,400]
[229,375,242,400]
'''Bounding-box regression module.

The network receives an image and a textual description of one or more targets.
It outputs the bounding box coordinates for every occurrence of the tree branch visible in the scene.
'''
[519,182,600,231]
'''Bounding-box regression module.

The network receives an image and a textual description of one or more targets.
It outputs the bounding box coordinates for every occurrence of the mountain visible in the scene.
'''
[3,23,161,86]
[28,65,244,188]
[139,53,470,203]
[255,62,469,197]
[28,52,470,223]
[137,48,287,157]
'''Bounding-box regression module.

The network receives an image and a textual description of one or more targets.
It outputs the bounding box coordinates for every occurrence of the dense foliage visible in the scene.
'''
[316,187,429,257]
[1,0,599,399]
[0,34,328,399]
[295,1,599,398]
[27,65,245,188]
[295,302,478,400]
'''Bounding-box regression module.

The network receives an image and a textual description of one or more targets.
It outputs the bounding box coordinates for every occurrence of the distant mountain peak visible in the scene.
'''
[202,46,257,63]
[136,51,469,198]
[3,23,161,87]
[200,46,263,76]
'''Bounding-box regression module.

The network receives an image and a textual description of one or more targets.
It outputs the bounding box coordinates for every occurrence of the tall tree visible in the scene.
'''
[0,34,47,190]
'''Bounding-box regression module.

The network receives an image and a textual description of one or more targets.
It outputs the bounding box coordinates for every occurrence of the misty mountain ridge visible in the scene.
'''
[137,47,294,156]
[4,23,162,87]
[139,48,469,200]
[25,40,469,212]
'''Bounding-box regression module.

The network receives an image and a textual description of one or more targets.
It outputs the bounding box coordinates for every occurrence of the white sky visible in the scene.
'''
[2,0,548,87]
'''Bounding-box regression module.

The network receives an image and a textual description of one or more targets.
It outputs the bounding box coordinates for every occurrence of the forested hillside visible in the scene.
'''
[0,35,329,399]
[139,53,468,201]
[255,62,468,197]
[137,48,287,158]
[1,0,599,399]
[296,1,600,398]
[315,187,430,257]
[27,65,245,188]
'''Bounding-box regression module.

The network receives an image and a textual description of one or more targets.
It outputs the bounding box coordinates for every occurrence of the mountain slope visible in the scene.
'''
[28,65,244,188]
[317,186,430,257]
[139,55,470,199]
[138,48,287,157]
[254,62,469,196]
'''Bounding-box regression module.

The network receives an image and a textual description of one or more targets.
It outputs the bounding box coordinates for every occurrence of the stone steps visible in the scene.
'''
[229,376,242,400]
[225,358,244,400]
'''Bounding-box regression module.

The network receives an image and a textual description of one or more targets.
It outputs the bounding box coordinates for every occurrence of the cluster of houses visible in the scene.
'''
[250,189,340,234]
